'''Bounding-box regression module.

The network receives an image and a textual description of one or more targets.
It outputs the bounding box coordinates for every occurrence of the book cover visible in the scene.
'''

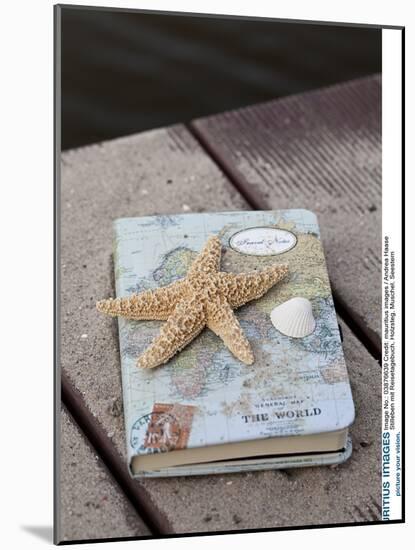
[112,209,355,476]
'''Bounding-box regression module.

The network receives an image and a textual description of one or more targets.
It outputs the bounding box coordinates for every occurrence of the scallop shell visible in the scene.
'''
[270,297,316,338]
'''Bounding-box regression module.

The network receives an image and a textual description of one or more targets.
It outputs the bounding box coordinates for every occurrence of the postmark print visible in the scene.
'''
[131,403,197,453]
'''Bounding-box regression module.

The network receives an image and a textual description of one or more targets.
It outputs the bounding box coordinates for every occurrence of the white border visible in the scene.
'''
[381,28,403,522]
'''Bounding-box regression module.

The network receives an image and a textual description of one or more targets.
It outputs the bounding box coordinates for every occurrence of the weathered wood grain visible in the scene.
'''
[191,75,382,351]
[59,407,151,542]
[60,124,381,535]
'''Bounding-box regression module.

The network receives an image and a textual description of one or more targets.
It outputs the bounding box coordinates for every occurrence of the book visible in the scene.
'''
[112,209,355,477]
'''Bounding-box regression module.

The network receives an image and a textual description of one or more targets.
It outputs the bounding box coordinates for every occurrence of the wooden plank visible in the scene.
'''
[60,124,380,535]
[59,407,151,543]
[60,125,249,536]
[191,75,382,353]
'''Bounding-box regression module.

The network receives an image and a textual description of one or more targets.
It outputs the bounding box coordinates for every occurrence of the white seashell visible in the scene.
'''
[270,297,316,338]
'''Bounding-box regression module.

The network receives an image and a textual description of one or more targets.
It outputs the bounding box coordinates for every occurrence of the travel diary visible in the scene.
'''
[109,209,355,477]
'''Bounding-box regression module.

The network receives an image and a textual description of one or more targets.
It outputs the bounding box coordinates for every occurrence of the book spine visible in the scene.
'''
[112,221,134,466]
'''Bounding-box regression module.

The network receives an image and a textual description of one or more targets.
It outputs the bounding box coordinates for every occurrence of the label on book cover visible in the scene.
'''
[113,209,355,460]
[229,227,297,256]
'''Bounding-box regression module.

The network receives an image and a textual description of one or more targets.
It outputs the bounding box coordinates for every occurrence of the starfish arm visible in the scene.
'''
[207,298,254,365]
[137,297,206,369]
[218,264,289,308]
[187,235,222,276]
[96,280,187,321]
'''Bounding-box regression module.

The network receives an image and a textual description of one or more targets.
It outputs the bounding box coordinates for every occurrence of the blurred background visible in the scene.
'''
[61,7,381,150]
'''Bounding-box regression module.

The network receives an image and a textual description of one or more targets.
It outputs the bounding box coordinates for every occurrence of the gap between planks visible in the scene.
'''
[188,121,381,363]
[61,372,174,536]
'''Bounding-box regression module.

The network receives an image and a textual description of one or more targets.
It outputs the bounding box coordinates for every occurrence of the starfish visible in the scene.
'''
[97,236,289,369]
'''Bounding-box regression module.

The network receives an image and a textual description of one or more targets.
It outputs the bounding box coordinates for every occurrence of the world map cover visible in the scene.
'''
[112,209,355,476]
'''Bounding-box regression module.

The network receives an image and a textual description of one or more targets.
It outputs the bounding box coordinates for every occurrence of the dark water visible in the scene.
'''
[61,7,381,150]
